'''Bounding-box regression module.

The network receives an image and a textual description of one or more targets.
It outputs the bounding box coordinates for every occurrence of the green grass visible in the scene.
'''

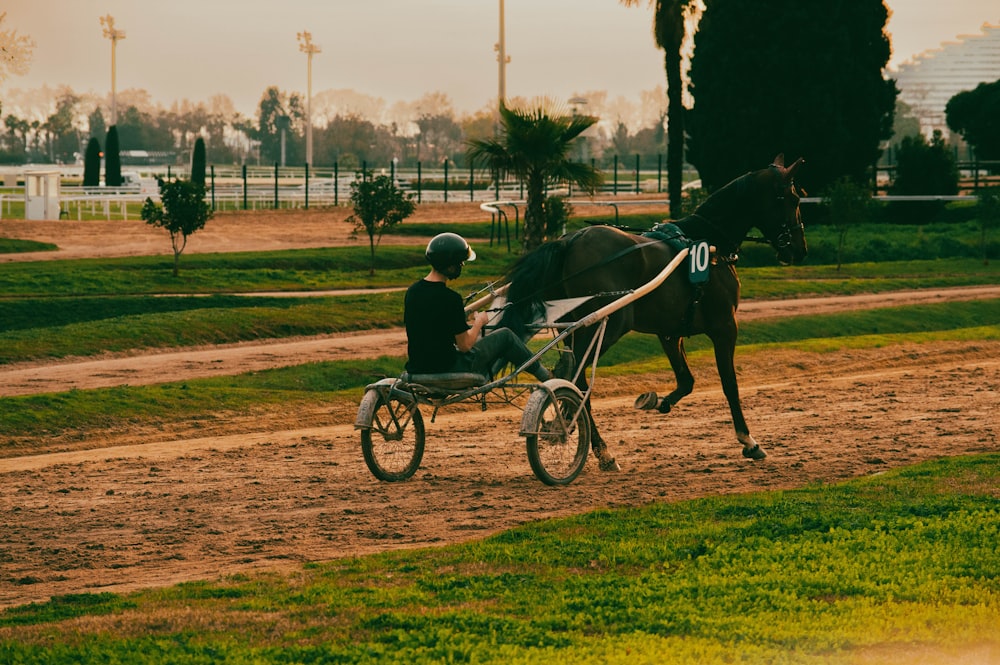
[0,293,403,364]
[0,253,997,365]
[1,300,996,443]
[1,454,996,663]
[0,238,57,253]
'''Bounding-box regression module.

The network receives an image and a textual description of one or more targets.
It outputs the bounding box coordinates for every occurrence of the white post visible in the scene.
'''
[298,31,321,167]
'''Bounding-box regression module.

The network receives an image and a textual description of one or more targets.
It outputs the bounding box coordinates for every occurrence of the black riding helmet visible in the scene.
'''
[426,232,476,279]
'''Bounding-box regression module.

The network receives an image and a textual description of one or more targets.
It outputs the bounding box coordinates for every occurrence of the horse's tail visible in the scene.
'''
[497,238,569,341]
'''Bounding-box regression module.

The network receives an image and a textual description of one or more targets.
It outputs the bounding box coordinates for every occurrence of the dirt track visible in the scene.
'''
[1,209,998,610]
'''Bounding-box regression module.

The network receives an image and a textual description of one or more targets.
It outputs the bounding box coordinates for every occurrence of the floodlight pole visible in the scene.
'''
[100,14,126,126]
[297,30,321,168]
[496,0,509,108]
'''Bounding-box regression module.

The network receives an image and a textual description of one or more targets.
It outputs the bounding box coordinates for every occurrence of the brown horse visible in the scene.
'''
[497,154,807,469]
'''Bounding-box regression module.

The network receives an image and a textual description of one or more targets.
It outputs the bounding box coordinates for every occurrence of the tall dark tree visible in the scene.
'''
[687,0,897,194]
[83,136,101,186]
[946,79,1000,161]
[190,136,206,185]
[620,0,693,218]
[104,125,122,187]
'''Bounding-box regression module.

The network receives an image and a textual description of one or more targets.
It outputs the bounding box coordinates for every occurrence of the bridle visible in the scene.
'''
[744,165,802,253]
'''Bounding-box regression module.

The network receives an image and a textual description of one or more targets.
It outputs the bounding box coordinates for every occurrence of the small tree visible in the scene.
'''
[888,130,959,224]
[104,125,122,187]
[978,186,1000,265]
[141,178,212,277]
[191,137,206,185]
[346,171,416,275]
[823,176,871,271]
[83,137,101,186]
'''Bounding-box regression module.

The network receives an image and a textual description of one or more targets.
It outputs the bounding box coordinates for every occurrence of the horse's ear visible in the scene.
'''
[771,153,785,168]
[785,157,805,180]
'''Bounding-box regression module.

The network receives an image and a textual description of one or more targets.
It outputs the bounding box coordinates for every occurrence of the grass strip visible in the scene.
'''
[1,259,998,365]
[1,222,998,296]
[1,454,996,663]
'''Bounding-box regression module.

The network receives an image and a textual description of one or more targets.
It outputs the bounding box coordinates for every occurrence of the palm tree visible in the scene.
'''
[620,0,695,219]
[467,102,602,250]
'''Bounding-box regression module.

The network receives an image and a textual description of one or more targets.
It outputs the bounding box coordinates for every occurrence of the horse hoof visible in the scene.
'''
[634,392,658,410]
[599,457,621,472]
[742,444,767,460]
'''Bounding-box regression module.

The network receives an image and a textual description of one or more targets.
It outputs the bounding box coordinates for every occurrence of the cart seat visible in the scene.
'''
[401,371,488,393]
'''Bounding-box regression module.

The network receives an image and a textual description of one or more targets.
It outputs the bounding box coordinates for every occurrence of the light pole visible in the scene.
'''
[569,96,589,161]
[99,14,126,126]
[297,30,321,167]
[494,0,510,109]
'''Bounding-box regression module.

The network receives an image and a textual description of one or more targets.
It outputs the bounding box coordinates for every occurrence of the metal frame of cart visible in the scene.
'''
[354,246,692,485]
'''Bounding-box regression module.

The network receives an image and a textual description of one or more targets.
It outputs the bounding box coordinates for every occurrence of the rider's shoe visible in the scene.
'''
[534,366,553,382]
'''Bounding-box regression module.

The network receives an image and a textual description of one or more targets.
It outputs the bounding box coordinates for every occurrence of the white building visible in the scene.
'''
[891,22,1000,140]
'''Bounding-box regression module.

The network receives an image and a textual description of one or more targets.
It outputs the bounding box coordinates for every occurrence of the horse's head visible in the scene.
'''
[756,153,807,266]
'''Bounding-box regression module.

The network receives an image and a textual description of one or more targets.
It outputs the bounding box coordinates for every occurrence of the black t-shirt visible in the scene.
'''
[404,279,469,373]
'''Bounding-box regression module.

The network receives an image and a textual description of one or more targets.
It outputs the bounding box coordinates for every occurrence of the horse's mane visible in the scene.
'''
[672,172,754,253]
[498,237,571,339]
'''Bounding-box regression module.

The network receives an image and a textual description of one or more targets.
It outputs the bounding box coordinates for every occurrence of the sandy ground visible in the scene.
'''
[0,209,997,610]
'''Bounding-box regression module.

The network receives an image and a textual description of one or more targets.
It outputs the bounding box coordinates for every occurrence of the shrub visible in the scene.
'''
[887,131,959,224]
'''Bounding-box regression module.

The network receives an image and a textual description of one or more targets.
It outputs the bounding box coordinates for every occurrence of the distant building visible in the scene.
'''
[891,22,1000,140]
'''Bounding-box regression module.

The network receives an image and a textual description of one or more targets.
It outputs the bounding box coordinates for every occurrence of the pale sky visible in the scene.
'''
[2,0,998,118]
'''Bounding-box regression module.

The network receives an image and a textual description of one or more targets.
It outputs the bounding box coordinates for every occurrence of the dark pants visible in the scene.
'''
[452,327,550,381]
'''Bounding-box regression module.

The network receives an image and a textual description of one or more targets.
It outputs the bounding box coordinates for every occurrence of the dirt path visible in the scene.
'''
[1,285,997,397]
[1,340,997,608]
[0,203,482,262]
[0,197,674,262]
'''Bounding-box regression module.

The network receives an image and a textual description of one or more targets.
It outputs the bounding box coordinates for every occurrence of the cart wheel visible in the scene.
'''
[359,389,425,482]
[524,386,590,486]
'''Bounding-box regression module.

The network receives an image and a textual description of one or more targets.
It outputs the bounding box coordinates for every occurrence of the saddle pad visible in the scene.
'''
[643,222,690,253]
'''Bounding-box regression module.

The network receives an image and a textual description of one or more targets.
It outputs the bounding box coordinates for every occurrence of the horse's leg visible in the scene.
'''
[633,335,694,413]
[657,335,695,413]
[710,331,767,460]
